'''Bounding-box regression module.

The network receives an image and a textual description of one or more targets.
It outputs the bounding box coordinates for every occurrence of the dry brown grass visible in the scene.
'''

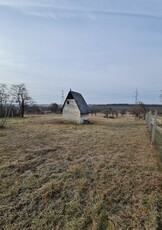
[0,114,162,229]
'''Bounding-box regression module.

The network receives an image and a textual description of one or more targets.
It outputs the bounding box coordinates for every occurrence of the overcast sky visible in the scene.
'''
[0,0,162,104]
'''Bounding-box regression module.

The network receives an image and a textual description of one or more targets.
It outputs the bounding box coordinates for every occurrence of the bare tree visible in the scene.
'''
[132,102,148,120]
[11,84,32,118]
[103,107,115,119]
[0,83,12,127]
[0,84,9,114]
[120,109,126,116]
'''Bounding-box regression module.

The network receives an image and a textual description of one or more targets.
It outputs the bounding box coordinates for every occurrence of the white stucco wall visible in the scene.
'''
[63,99,81,123]
[62,99,89,124]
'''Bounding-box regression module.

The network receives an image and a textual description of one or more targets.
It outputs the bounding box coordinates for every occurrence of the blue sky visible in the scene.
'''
[0,0,162,104]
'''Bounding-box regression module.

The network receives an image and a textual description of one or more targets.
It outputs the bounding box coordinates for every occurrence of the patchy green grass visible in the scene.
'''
[0,114,162,229]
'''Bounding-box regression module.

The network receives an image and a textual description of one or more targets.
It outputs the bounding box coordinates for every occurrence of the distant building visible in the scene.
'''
[62,90,89,124]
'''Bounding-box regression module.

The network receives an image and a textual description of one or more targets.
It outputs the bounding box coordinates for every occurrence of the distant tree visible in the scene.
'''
[131,102,148,120]
[11,84,32,118]
[104,107,115,118]
[114,110,118,117]
[90,108,101,116]
[120,109,126,116]
[49,103,60,113]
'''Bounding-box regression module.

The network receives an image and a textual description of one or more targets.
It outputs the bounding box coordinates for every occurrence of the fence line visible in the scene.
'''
[146,111,162,163]
[156,125,162,135]
[145,110,161,143]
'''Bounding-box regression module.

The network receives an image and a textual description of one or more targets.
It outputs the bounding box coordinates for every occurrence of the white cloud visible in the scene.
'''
[0,0,162,20]
[0,0,43,7]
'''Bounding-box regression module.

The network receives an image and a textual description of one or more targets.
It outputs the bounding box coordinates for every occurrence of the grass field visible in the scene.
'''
[0,114,162,230]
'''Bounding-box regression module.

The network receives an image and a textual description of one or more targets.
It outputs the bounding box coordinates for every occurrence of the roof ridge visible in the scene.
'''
[62,90,89,115]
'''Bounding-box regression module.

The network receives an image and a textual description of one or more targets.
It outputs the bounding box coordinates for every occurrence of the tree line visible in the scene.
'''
[0,83,61,127]
[0,83,32,127]
[90,102,149,119]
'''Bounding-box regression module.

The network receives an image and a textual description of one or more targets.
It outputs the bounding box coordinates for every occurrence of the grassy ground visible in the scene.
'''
[0,114,162,230]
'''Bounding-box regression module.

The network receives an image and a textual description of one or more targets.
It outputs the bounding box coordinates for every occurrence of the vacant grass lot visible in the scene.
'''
[0,114,162,230]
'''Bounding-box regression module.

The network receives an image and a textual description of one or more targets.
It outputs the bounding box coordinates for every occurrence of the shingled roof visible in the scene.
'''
[62,90,89,115]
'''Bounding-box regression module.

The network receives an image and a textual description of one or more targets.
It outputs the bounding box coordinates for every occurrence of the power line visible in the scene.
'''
[134,88,139,104]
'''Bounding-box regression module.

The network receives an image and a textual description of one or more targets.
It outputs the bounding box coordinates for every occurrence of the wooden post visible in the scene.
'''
[151,110,157,143]
[148,111,152,132]
[145,112,148,123]
[145,112,150,124]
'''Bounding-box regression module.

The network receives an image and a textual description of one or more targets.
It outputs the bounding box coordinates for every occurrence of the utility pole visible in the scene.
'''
[60,90,64,106]
[135,88,139,104]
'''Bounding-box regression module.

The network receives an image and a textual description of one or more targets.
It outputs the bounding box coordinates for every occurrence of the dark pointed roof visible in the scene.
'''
[62,90,89,115]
